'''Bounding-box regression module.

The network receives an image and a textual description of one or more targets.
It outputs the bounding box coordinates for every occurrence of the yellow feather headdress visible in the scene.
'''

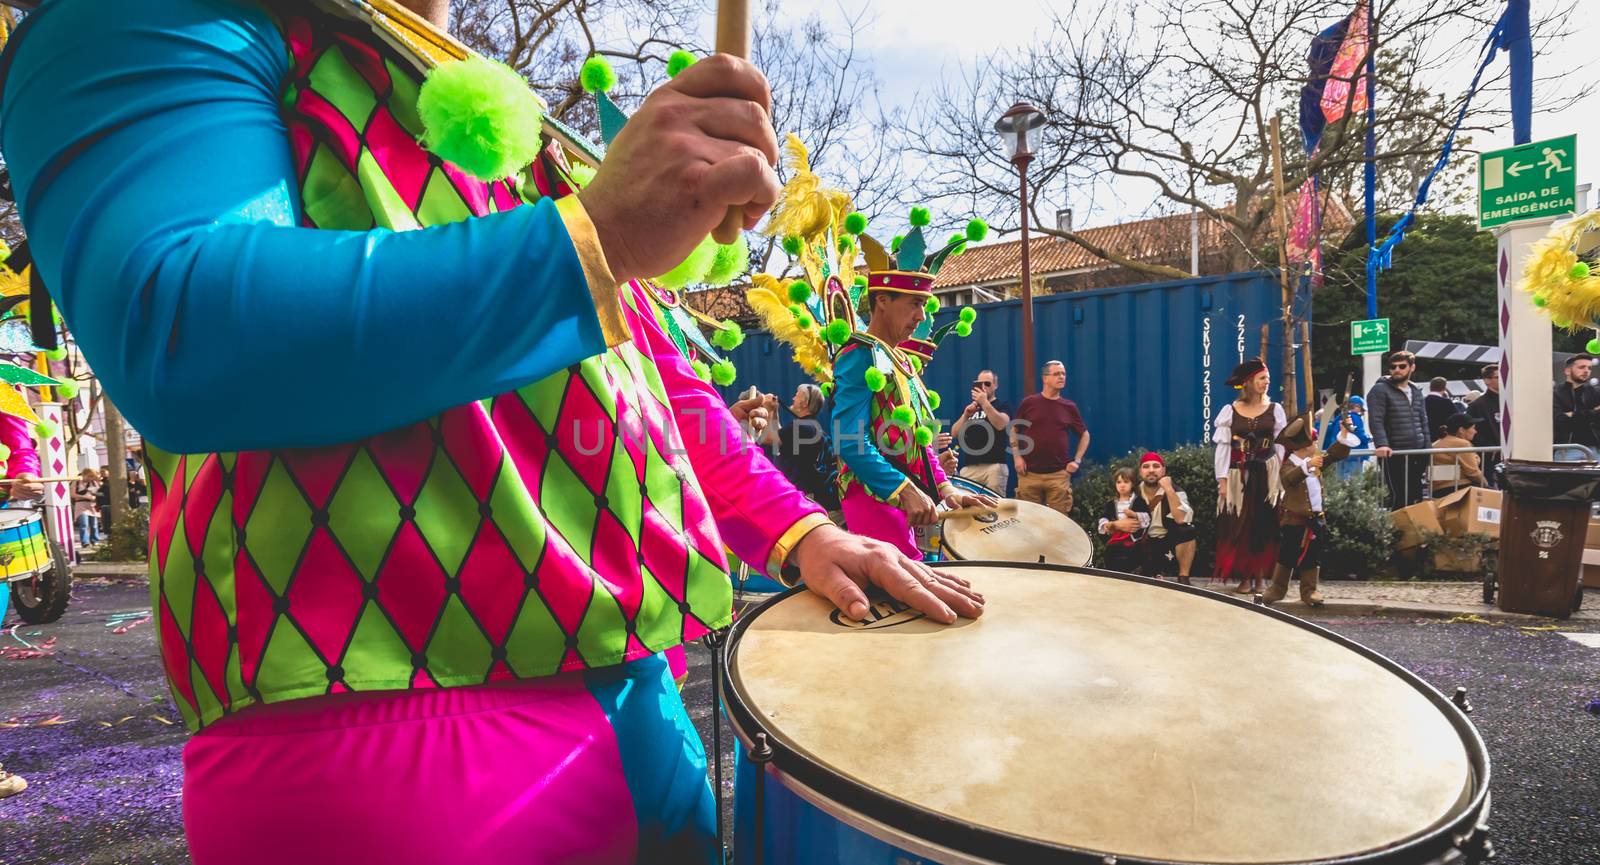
[1518,211,1600,333]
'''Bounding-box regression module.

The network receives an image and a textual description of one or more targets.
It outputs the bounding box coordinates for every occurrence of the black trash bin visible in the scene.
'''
[1494,460,1600,618]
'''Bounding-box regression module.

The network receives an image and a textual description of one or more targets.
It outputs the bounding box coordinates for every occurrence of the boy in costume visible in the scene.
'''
[0,2,983,861]
[1268,412,1359,606]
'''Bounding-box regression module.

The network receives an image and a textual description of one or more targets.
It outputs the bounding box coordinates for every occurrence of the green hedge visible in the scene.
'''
[1069,444,1395,579]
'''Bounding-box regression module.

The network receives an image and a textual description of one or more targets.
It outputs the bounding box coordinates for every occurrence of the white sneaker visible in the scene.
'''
[0,765,27,799]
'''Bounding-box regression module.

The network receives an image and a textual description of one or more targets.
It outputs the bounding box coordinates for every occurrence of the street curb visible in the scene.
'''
[1278,597,1594,625]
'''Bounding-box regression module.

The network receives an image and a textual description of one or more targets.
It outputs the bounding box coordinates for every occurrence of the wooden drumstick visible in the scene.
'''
[712,0,751,243]
[0,477,76,484]
[939,500,1018,521]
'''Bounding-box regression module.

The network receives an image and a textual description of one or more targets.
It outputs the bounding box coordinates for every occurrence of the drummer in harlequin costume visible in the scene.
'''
[744,158,995,558]
[0,2,986,862]
[1267,411,1359,606]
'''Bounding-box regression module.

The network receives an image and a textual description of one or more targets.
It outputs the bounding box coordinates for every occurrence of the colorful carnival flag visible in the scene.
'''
[1318,1,1369,126]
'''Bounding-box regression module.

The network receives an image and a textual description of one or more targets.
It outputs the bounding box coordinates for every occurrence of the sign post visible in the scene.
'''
[1350,318,1390,356]
[1479,135,1577,229]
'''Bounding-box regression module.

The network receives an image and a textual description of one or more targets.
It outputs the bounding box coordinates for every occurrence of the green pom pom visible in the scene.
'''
[864,367,887,392]
[703,235,749,286]
[924,296,941,315]
[966,219,989,242]
[946,233,966,250]
[691,359,712,382]
[853,275,867,289]
[667,50,697,78]
[1571,261,1592,280]
[1534,294,1548,308]
[787,280,813,303]
[836,235,854,254]
[914,426,934,448]
[0,444,10,460]
[959,306,977,324]
[891,405,916,426]
[891,235,904,252]
[419,56,544,182]
[56,380,79,399]
[820,382,835,399]
[580,55,617,94]
[844,212,868,235]
[909,356,923,373]
[712,320,745,351]
[909,207,931,227]
[32,420,54,439]
[45,347,66,361]
[782,235,804,257]
[710,360,737,386]
[927,390,941,410]
[823,319,851,345]
[655,236,718,288]
[1588,338,1600,354]
[955,321,972,337]
[566,162,597,189]
[795,312,814,329]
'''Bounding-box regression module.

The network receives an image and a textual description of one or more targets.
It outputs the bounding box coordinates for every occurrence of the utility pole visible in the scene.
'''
[1269,117,1298,415]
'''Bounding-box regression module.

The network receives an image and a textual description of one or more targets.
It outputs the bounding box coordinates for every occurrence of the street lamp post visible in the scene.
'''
[995,101,1047,394]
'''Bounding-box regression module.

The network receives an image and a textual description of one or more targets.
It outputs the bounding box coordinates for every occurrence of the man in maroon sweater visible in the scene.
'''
[1012,360,1091,515]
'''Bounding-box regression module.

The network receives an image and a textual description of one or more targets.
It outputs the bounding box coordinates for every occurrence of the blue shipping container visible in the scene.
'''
[716,271,1297,465]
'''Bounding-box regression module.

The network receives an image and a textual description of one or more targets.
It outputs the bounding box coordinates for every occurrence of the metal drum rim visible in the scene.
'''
[719,561,1491,865]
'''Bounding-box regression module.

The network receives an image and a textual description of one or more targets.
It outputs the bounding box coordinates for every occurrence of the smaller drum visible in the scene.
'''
[940,498,1092,565]
[0,509,52,581]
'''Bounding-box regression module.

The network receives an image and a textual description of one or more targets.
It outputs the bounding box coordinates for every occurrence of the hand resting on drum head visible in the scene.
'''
[788,523,984,625]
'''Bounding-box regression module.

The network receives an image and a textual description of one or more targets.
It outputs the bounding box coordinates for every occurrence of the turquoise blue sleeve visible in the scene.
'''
[0,0,605,454]
[832,346,910,499]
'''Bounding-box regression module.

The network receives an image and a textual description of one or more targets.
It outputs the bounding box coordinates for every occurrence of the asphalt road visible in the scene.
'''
[3,581,1597,865]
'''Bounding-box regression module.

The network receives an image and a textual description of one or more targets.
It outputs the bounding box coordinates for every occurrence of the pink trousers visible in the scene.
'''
[183,653,715,865]
[842,486,919,558]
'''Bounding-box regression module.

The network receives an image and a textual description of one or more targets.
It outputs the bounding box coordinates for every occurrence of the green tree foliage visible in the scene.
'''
[1314,213,1496,388]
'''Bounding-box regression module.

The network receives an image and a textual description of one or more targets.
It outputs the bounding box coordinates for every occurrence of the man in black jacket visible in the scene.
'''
[1553,354,1600,448]
[1366,350,1429,508]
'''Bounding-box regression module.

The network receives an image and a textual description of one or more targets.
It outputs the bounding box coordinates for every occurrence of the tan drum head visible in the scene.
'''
[725,565,1486,864]
[942,499,1092,566]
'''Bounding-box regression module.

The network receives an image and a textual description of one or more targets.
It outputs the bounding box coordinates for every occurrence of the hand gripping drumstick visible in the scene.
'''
[712,0,751,243]
[938,500,1019,521]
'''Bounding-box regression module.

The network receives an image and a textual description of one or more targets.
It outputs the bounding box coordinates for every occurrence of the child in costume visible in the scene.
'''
[746,153,994,558]
[1267,411,1359,606]
[0,3,984,862]
[1096,466,1149,572]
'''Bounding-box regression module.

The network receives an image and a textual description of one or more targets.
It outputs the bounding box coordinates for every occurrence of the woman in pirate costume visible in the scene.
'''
[746,149,993,557]
[1211,358,1286,594]
[0,2,983,862]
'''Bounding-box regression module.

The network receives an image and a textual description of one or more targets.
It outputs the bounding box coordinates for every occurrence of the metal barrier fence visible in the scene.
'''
[1344,444,1600,510]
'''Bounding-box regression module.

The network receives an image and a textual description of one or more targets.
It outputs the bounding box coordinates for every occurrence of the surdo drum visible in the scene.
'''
[940,498,1093,566]
[721,563,1491,864]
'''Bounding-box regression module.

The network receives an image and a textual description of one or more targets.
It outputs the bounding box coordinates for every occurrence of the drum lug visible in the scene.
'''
[1452,686,1473,714]
[749,731,773,763]
[1252,593,1265,606]
[1101,856,1117,864]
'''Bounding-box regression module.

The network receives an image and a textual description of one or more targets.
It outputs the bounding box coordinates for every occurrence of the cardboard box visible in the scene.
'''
[1433,487,1502,539]
[1391,500,1443,551]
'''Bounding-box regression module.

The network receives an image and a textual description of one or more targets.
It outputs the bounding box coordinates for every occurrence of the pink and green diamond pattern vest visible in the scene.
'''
[146,9,732,731]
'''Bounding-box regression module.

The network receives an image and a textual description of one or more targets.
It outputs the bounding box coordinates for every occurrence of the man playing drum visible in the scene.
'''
[0,1,983,861]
